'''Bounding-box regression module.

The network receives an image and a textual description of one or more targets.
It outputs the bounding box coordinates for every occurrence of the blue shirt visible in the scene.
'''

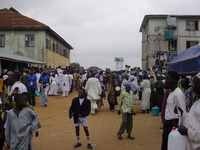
[28,75,37,88]
[39,75,50,84]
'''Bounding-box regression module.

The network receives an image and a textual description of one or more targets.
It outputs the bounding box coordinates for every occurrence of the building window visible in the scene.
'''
[52,42,56,52]
[168,39,177,51]
[0,34,5,47]
[186,41,199,48]
[46,38,51,50]
[186,20,198,31]
[25,34,35,47]
[64,49,70,58]
[56,43,59,53]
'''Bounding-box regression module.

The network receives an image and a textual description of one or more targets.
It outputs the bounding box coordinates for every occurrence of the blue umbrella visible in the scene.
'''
[168,44,200,75]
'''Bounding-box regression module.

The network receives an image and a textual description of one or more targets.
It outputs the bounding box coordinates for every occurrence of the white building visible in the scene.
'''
[140,15,200,70]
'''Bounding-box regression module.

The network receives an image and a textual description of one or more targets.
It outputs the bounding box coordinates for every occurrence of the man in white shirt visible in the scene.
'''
[177,73,200,150]
[7,71,27,97]
[161,71,186,150]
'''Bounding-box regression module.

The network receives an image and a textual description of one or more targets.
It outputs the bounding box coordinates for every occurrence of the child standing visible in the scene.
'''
[117,84,135,140]
[5,93,39,150]
[69,88,93,149]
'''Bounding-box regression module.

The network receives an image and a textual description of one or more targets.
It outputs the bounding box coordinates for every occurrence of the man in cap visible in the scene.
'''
[39,71,50,107]
[161,71,186,150]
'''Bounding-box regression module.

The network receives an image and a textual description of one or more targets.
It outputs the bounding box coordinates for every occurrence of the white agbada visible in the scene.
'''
[48,76,58,95]
[58,73,63,93]
[140,79,151,110]
[85,77,101,114]
[35,73,41,92]
[62,74,70,97]
[57,69,63,93]
[181,99,200,150]
[68,74,73,87]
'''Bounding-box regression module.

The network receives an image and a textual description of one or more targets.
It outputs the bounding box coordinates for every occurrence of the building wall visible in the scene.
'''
[45,33,70,68]
[46,49,70,68]
[0,30,45,61]
[176,19,200,53]
[0,30,71,68]
[141,17,200,70]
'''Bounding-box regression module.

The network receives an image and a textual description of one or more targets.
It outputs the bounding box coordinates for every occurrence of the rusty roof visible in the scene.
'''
[0,7,48,29]
[0,7,73,49]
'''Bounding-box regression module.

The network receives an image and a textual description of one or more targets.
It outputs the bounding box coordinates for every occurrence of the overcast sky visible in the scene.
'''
[1,0,199,70]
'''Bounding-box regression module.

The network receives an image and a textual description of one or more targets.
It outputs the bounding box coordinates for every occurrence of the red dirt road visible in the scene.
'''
[32,91,162,150]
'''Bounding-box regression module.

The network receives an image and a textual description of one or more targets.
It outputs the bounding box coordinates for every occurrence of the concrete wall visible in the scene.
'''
[0,30,71,68]
[0,30,45,61]
[141,17,200,70]
[46,49,70,68]
[45,33,70,68]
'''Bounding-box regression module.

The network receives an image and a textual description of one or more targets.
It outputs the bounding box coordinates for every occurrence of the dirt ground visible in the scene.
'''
[32,91,163,150]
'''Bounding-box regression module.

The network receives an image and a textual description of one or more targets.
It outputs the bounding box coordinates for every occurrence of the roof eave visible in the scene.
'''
[46,27,73,50]
[139,14,200,32]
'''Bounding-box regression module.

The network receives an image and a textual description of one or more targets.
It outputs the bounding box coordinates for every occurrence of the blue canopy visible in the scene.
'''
[167,44,200,75]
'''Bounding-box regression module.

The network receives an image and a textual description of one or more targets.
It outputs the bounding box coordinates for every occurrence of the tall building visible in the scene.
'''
[140,15,200,70]
[0,7,73,71]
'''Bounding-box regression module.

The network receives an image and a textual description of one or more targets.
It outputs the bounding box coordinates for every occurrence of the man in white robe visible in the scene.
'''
[85,73,101,115]
[57,68,63,93]
[62,71,70,97]
[48,74,58,96]
[35,71,41,93]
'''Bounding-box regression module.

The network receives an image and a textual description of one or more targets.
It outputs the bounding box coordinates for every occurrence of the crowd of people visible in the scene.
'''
[0,64,199,149]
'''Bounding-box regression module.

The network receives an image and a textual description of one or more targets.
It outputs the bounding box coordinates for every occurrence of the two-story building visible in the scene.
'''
[140,15,200,70]
[0,7,73,72]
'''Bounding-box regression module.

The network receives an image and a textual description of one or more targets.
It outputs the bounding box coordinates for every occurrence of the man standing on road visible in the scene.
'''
[117,84,135,140]
[85,73,101,115]
[161,71,186,150]
[175,72,200,150]
[39,71,50,107]
[28,69,37,106]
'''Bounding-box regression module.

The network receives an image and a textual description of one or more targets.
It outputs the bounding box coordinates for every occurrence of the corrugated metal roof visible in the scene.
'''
[0,53,46,64]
